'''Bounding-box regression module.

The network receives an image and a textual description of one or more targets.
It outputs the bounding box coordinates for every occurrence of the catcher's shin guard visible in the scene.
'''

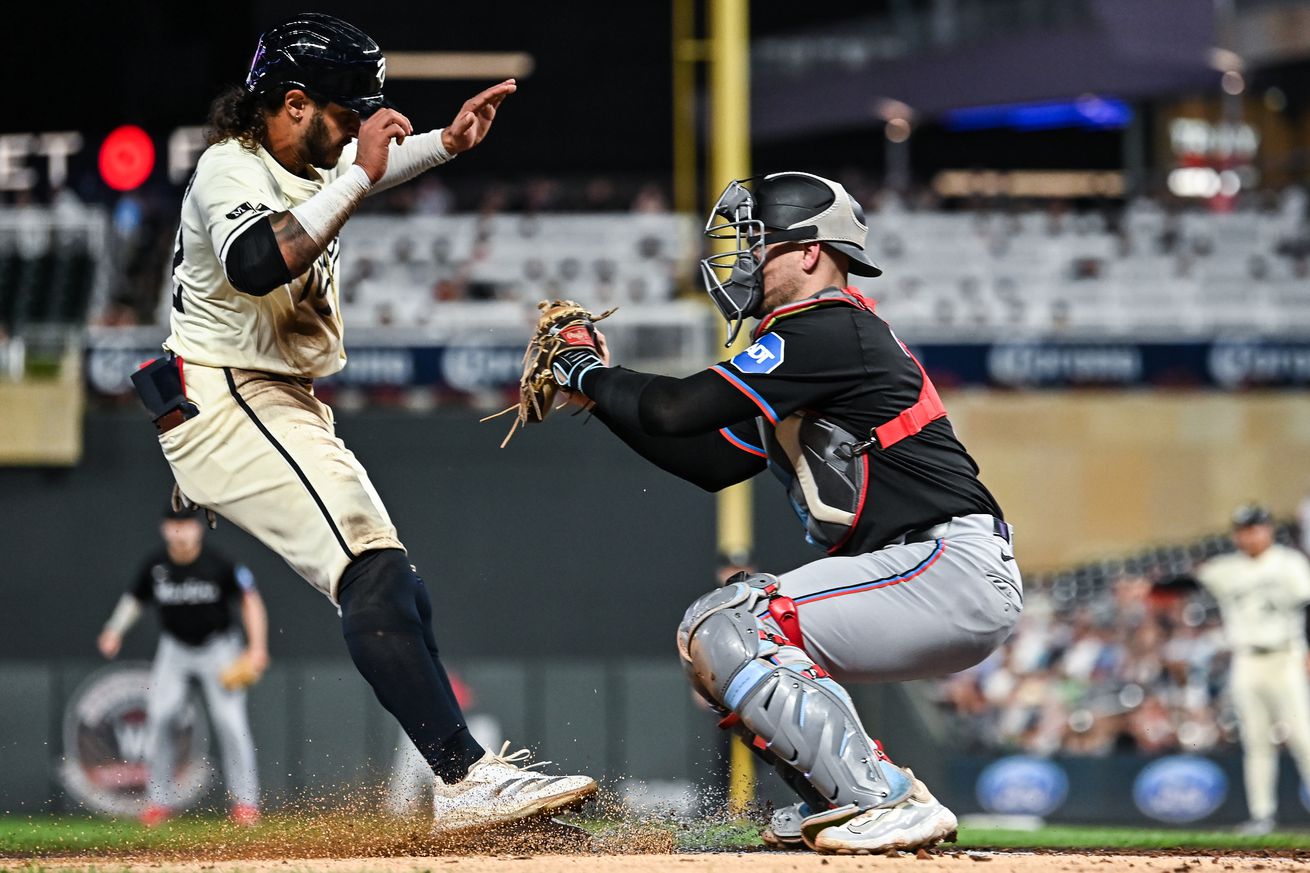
[676,575,911,810]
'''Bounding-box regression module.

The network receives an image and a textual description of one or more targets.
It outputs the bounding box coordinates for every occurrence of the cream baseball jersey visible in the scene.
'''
[1196,543,1310,650]
[166,139,360,378]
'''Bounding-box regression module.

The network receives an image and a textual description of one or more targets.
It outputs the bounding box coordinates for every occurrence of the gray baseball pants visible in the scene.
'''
[763,514,1023,684]
[145,631,259,808]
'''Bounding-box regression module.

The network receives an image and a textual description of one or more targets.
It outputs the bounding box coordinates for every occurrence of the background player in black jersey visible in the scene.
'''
[551,172,1023,854]
[97,504,268,826]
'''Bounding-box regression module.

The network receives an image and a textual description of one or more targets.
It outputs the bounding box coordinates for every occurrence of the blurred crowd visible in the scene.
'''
[939,577,1234,756]
[936,519,1310,757]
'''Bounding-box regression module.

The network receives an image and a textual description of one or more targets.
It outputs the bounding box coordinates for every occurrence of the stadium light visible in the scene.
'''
[1167,167,1222,199]
[385,52,535,80]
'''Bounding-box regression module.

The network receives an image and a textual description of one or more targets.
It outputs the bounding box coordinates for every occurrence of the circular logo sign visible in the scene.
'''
[1133,755,1227,823]
[99,125,156,192]
[59,664,212,816]
[976,755,1069,817]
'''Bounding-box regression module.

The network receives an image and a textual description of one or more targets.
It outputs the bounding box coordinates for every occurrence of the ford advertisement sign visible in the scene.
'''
[976,756,1069,817]
[1133,756,1228,823]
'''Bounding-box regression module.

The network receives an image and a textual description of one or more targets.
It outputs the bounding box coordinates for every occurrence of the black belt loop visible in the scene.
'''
[993,517,1013,544]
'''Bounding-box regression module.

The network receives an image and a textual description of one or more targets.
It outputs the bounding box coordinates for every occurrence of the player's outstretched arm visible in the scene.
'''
[573,366,763,438]
[362,80,517,195]
[440,79,516,156]
[591,408,766,492]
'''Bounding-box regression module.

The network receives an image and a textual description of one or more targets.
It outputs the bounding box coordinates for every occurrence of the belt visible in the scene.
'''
[1239,644,1293,656]
[899,514,1013,545]
[155,406,190,435]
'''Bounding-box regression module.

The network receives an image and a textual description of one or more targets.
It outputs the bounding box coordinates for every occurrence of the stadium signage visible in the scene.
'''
[987,343,1142,387]
[0,126,206,192]
[1208,341,1310,388]
[975,755,1069,817]
[58,664,212,816]
[1132,755,1227,824]
[85,337,1310,396]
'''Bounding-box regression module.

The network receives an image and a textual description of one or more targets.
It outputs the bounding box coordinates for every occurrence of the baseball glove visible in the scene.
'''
[482,299,616,447]
[219,653,265,691]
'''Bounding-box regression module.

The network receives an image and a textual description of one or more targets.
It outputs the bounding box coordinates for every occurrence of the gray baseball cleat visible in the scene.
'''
[808,770,958,855]
[761,801,813,849]
[430,742,597,837]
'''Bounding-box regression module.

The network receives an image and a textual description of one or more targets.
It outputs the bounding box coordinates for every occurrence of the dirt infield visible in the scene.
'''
[4,852,1308,873]
[5,812,1309,873]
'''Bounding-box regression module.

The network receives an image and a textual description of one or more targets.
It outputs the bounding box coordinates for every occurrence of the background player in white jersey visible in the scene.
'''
[129,13,594,833]
[1195,504,1310,835]
[97,504,267,826]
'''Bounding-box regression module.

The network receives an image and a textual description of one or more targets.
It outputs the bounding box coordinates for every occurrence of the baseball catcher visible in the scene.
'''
[484,299,616,446]
[545,172,1023,854]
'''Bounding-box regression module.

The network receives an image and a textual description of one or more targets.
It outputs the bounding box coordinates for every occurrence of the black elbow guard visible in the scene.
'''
[225,218,293,296]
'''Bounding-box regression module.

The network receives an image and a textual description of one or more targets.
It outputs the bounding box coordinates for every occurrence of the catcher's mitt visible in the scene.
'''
[219,653,266,691]
[482,299,616,446]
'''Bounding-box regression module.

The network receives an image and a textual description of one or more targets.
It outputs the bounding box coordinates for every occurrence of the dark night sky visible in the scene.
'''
[5,1,1131,194]
[5,1,881,174]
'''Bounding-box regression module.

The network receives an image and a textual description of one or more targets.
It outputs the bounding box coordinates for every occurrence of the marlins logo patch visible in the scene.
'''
[730,332,785,374]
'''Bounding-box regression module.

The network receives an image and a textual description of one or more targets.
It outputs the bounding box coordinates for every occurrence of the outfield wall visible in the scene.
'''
[947,391,1310,570]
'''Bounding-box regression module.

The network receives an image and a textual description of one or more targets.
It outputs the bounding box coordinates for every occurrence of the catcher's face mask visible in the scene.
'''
[701,173,884,346]
[700,179,769,346]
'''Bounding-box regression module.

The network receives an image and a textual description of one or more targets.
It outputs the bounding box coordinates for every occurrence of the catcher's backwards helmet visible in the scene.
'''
[246,13,389,117]
[701,171,881,344]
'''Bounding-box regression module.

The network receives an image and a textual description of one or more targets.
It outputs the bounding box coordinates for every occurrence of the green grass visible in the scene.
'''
[0,815,299,855]
[2,815,1310,858]
[956,824,1310,852]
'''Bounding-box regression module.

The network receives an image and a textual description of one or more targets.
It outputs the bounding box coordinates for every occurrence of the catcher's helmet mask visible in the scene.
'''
[246,13,390,117]
[700,171,881,345]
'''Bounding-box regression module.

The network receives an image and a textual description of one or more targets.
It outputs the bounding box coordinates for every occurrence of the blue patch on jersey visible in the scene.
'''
[730,332,786,374]
[235,564,256,592]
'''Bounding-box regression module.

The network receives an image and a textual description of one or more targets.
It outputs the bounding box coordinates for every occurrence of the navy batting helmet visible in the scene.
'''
[245,13,389,117]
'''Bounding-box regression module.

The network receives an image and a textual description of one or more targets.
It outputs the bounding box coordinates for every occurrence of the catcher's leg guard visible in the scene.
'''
[676,574,912,810]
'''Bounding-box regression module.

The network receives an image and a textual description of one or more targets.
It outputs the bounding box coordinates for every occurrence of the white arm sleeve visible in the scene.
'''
[288,164,372,247]
[104,594,143,636]
[369,129,454,194]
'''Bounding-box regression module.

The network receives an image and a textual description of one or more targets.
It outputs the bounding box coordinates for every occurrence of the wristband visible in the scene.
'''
[289,163,372,246]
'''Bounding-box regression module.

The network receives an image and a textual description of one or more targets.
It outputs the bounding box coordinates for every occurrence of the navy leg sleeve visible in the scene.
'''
[338,549,485,783]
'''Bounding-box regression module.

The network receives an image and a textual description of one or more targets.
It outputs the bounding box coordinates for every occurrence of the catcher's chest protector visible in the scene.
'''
[753,290,947,553]
[762,413,868,552]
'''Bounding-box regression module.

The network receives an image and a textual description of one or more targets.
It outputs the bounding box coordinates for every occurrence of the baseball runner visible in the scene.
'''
[131,13,593,833]
[536,172,1022,853]
[1195,504,1310,834]
[97,504,267,826]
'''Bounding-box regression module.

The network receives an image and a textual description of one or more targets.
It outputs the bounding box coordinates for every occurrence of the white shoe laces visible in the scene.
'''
[484,741,553,773]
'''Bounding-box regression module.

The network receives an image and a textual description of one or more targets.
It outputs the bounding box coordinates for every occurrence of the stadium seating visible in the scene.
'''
[338,214,698,328]
[0,209,106,335]
[858,197,1310,338]
[323,195,1310,339]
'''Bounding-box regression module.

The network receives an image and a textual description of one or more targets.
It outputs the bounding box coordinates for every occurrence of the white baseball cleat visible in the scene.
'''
[430,741,597,837]
[761,801,812,849]
[809,771,957,855]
